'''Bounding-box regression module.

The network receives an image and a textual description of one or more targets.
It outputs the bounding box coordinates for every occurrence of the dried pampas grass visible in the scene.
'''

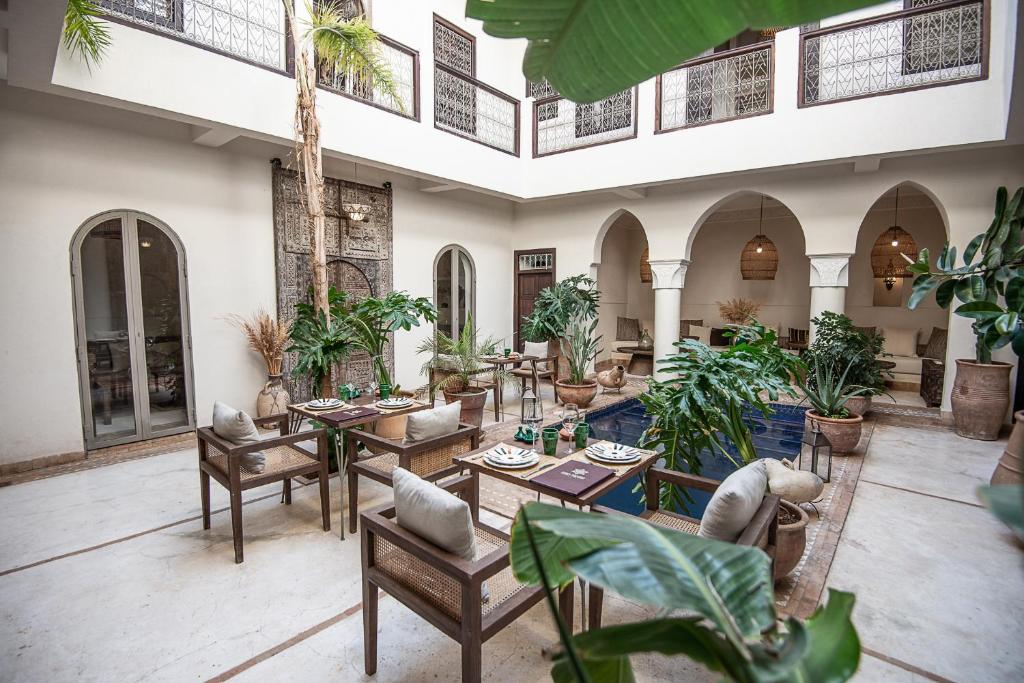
[717,298,761,325]
[225,309,290,375]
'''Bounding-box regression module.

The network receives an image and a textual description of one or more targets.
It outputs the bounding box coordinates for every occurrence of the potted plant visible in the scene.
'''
[520,274,600,380]
[907,186,1024,440]
[775,500,810,582]
[286,298,354,399]
[800,359,872,453]
[225,309,292,416]
[806,312,889,416]
[554,312,602,408]
[417,312,515,426]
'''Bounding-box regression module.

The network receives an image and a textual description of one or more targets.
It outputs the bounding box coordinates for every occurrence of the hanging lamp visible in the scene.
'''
[740,196,778,280]
[871,187,917,280]
[342,162,372,222]
[639,247,652,283]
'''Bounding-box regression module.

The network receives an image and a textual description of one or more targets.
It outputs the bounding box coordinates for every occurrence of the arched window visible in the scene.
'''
[71,211,195,449]
[434,245,476,339]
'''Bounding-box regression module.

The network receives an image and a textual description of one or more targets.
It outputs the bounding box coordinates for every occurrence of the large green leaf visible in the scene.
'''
[510,502,776,641]
[465,0,879,102]
[978,485,1024,540]
[789,590,861,682]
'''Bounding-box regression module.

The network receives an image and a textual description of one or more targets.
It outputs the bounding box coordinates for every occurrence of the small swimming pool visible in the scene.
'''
[554,398,807,517]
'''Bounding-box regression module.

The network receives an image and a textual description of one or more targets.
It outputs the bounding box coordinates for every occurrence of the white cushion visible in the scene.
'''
[404,401,461,443]
[699,460,768,542]
[881,328,919,357]
[878,354,923,376]
[211,401,265,473]
[690,324,712,345]
[763,458,823,505]
[523,340,550,371]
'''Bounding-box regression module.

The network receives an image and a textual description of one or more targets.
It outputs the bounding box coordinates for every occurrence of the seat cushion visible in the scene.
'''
[690,324,712,345]
[699,460,768,542]
[404,401,461,443]
[679,319,704,338]
[212,401,265,473]
[393,468,476,560]
[522,340,550,371]
[882,355,923,376]
[923,327,948,360]
[881,327,920,357]
[616,317,640,342]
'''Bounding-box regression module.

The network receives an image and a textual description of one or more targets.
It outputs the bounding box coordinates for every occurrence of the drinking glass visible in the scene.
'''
[560,403,580,454]
[541,427,559,456]
[368,381,379,399]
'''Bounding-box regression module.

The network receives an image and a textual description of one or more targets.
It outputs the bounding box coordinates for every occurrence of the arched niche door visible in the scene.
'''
[71,211,196,449]
[434,245,476,340]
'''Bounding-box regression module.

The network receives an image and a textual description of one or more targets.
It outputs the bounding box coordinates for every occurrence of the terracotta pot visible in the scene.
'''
[992,410,1024,485]
[256,375,290,417]
[554,379,599,408]
[805,409,863,453]
[844,395,872,418]
[774,500,809,582]
[443,386,488,427]
[952,359,1012,441]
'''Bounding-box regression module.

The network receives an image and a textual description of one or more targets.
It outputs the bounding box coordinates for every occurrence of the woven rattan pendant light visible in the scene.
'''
[871,187,917,285]
[640,247,652,283]
[741,197,778,280]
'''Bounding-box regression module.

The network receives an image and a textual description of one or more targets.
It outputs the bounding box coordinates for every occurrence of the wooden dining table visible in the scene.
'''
[478,354,540,420]
[287,395,430,539]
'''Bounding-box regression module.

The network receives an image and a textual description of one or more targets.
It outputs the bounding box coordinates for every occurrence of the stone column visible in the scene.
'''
[649,259,689,380]
[808,255,852,343]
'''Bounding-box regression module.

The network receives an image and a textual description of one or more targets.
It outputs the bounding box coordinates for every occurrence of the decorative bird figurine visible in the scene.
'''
[596,365,627,393]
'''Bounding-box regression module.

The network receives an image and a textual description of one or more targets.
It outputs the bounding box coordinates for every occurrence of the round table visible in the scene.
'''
[619,346,654,376]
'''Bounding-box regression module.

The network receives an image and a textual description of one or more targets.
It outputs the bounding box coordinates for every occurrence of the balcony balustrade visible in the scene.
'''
[800,0,987,106]
[433,64,520,155]
[317,35,419,120]
[532,87,637,157]
[655,43,773,133]
[100,0,288,71]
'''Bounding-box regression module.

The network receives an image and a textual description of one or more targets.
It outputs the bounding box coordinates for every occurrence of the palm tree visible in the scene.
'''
[63,0,110,67]
[281,1,399,320]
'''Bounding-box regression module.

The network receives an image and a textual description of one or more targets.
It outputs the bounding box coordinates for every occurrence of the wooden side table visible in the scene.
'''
[618,346,654,376]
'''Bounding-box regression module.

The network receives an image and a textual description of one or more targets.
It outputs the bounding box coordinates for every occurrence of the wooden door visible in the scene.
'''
[513,249,556,349]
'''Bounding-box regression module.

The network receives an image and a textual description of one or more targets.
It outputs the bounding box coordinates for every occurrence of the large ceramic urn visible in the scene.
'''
[951,359,1012,441]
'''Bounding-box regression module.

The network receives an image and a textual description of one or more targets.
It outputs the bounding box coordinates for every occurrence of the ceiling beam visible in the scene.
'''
[418,181,460,193]
[610,187,647,200]
[190,124,240,148]
[853,157,881,174]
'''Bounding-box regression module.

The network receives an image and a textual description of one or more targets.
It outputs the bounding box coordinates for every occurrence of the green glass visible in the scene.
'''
[541,428,559,456]
[379,383,391,400]
[338,386,350,400]
[574,422,589,449]
[503,348,511,357]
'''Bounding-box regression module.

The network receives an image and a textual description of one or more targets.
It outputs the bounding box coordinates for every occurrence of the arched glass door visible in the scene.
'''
[434,245,475,340]
[72,211,195,449]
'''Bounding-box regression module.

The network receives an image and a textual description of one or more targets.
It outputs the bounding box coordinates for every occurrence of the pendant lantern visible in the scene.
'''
[740,196,778,280]
[871,187,917,281]
[639,247,652,283]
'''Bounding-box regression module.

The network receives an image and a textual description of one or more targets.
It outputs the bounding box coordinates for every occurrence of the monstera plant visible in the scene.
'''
[511,502,861,682]
[906,186,1024,440]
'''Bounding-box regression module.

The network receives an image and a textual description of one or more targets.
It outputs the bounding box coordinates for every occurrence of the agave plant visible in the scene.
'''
[800,359,873,419]
[560,311,602,385]
[512,502,861,682]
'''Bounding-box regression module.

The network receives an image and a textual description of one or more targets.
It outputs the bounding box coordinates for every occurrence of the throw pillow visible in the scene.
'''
[616,317,640,342]
[881,327,919,357]
[853,325,876,338]
[404,401,461,443]
[923,327,948,360]
[211,401,266,474]
[393,468,488,600]
[690,324,712,345]
[698,460,769,542]
[679,319,704,338]
[522,340,550,372]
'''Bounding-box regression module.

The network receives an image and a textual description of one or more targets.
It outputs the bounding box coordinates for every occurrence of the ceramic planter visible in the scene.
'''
[952,359,1012,441]
[554,379,598,408]
[992,410,1024,484]
[256,374,289,417]
[444,386,488,427]
[805,409,863,453]
[773,500,809,582]
[844,395,871,418]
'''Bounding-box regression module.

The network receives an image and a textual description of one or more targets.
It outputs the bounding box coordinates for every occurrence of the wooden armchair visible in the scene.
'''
[197,413,330,564]
[360,475,573,683]
[346,423,481,534]
[588,466,780,629]
[510,344,560,397]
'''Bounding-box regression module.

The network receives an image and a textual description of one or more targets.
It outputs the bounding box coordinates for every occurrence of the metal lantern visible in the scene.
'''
[871,188,917,280]
[740,197,778,280]
[799,422,833,483]
[639,247,652,283]
[521,388,541,425]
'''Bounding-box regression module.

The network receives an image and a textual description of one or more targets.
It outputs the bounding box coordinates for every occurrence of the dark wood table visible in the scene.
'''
[288,396,430,539]
[618,346,654,376]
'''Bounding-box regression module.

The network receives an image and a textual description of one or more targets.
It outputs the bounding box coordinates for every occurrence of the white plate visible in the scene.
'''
[483,445,535,464]
[587,452,641,465]
[376,398,412,409]
[484,454,540,469]
[586,443,638,461]
[307,399,342,410]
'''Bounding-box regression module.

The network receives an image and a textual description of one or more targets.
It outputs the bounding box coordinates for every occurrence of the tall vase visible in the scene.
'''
[637,329,654,351]
[257,374,290,417]
[951,359,1012,441]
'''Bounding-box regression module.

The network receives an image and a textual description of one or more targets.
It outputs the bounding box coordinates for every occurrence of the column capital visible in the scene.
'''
[648,259,689,290]
[808,254,852,288]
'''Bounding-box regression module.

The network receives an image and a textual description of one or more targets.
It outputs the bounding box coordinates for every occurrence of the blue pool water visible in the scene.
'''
[555,399,807,517]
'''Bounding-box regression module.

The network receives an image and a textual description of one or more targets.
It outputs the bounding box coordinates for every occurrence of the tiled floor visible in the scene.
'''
[0,383,1019,681]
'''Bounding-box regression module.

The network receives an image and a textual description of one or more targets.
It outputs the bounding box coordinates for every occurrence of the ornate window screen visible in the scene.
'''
[433,18,474,75]
[100,0,287,70]
[527,78,558,99]
[534,88,636,157]
[518,252,553,271]
[657,44,773,132]
[801,0,985,105]
[318,36,419,118]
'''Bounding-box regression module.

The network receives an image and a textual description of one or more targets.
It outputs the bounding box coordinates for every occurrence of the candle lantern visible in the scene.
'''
[799,423,833,483]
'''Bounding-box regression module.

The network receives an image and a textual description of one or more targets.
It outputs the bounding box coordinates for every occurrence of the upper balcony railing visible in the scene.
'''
[532,87,637,157]
[317,35,420,120]
[434,63,520,156]
[655,43,774,133]
[800,0,987,106]
[99,0,289,73]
